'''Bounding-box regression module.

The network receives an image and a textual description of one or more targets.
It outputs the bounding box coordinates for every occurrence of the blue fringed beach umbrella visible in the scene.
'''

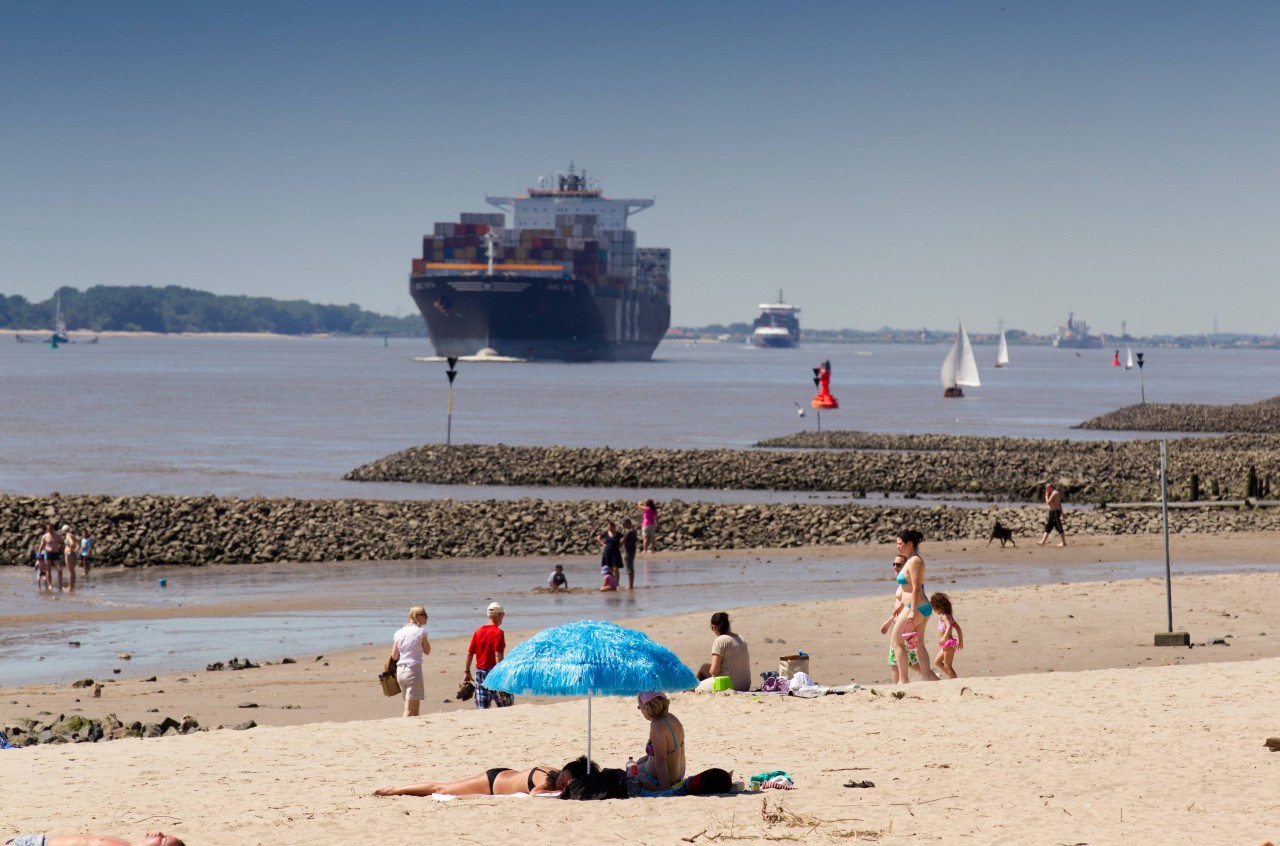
[483,619,697,769]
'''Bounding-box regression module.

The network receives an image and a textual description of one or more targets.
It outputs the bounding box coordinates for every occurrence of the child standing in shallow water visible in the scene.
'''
[931,592,963,679]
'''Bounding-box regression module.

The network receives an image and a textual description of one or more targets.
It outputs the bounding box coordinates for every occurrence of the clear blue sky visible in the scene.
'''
[2,1,1277,336]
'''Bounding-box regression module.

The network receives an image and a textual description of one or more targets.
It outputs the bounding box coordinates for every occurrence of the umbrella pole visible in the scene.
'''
[586,690,593,773]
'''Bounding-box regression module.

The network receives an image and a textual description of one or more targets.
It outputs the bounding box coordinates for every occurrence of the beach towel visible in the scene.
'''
[788,682,862,699]
[750,770,794,790]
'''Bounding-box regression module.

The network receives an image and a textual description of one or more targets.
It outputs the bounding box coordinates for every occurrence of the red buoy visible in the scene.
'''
[811,360,839,409]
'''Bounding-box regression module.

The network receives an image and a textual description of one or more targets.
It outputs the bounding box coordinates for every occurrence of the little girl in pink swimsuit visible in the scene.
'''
[930,592,963,679]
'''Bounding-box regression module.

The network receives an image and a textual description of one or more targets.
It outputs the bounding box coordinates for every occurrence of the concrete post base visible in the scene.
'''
[1154,631,1191,647]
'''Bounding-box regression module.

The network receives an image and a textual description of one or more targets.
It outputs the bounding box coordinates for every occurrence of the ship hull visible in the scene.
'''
[411,274,669,362]
[1052,337,1103,349]
[750,333,798,349]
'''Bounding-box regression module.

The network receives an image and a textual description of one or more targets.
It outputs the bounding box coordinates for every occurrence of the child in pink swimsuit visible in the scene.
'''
[930,592,963,679]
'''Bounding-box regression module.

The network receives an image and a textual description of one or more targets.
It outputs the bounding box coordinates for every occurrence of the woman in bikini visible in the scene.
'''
[373,764,561,796]
[888,530,939,683]
[635,691,685,790]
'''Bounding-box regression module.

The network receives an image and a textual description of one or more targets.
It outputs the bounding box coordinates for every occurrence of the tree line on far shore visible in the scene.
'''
[0,286,426,336]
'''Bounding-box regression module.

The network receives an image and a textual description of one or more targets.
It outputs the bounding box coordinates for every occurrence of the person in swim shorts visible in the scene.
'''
[36,523,65,592]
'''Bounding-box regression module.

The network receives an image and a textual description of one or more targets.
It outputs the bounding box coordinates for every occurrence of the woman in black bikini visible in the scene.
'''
[373,765,560,797]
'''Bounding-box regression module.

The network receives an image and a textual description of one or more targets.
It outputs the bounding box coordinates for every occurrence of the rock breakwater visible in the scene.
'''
[1075,396,1280,433]
[346,436,1280,504]
[5,490,1280,568]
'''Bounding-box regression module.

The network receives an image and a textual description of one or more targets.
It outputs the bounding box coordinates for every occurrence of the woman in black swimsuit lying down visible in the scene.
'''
[374,765,562,796]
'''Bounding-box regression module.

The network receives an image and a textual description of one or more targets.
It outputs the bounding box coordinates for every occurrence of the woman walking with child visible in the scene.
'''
[930,592,963,679]
[881,554,923,682]
[888,530,938,683]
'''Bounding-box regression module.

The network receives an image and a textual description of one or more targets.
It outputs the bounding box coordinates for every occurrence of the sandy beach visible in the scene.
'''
[3,534,1278,845]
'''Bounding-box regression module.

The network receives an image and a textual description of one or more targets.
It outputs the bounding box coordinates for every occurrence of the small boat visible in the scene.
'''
[994,327,1010,368]
[1125,347,1134,370]
[51,293,70,345]
[941,320,980,398]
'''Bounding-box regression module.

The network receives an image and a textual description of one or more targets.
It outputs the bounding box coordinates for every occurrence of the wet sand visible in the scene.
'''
[3,532,1277,730]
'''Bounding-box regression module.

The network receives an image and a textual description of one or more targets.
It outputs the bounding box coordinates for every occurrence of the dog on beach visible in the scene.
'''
[987,521,1016,548]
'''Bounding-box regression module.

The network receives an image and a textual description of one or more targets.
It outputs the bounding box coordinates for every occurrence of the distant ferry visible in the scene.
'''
[1053,312,1104,349]
[750,292,800,348]
[409,165,670,361]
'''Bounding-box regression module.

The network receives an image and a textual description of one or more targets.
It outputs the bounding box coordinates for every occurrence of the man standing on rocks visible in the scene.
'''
[464,602,513,709]
[1037,482,1067,547]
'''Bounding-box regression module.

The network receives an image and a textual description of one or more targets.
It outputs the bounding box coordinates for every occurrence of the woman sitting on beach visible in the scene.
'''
[888,530,938,683]
[635,691,685,791]
[695,611,752,691]
[373,764,562,797]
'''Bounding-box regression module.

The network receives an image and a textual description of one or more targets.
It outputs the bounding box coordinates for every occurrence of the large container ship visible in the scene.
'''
[409,166,670,361]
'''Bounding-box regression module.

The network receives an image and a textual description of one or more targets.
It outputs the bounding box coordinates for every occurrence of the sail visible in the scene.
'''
[941,321,981,389]
[955,322,981,387]
[940,342,959,390]
[995,330,1010,368]
[1125,347,1134,370]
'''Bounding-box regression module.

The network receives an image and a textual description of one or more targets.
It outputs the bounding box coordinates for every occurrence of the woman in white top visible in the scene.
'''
[389,606,431,717]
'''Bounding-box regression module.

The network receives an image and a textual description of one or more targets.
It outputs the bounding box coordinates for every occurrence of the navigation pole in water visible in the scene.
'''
[810,359,839,432]
[446,357,458,446]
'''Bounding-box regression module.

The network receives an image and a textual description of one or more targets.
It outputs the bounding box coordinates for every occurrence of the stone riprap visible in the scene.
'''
[5,490,1280,568]
[1075,396,1280,433]
[345,436,1280,504]
[2,713,204,746]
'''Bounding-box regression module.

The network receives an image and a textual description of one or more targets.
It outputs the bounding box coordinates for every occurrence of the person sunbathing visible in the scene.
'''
[5,834,183,846]
[374,765,562,796]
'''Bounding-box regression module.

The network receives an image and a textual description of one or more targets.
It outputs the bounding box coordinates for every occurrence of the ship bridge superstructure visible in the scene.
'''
[485,165,653,233]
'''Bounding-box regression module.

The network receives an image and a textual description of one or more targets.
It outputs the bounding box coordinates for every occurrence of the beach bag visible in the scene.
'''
[684,767,734,795]
[778,654,809,680]
[559,768,629,801]
[379,657,401,697]
[456,680,476,702]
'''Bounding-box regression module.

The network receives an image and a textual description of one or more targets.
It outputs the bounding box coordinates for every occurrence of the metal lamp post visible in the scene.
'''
[1154,439,1190,646]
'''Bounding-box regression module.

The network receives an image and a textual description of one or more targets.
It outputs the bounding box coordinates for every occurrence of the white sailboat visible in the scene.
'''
[941,320,981,398]
[995,328,1010,368]
[1125,347,1134,370]
[53,295,69,343]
